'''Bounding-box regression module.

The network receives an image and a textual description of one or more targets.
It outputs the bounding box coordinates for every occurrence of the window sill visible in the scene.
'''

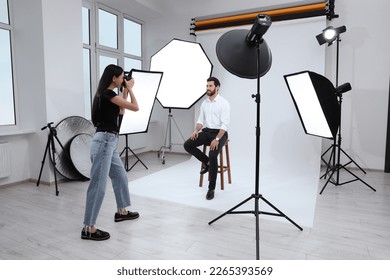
[0,129,35,137]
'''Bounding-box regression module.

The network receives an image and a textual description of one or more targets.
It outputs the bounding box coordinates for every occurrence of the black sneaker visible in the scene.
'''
[114,211,140,222]
[81,228,110,241]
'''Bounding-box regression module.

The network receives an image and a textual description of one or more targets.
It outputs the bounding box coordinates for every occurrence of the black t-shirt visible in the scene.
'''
[95,89,120,133]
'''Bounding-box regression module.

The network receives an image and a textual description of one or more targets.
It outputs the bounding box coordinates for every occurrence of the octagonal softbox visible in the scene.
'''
[150,38,213,109]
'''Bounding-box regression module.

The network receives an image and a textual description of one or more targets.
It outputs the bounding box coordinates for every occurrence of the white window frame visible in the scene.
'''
[0,0,17,128]
[82,0,144,120]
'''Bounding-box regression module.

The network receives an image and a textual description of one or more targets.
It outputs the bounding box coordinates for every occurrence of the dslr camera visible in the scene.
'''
[122,71,132,87]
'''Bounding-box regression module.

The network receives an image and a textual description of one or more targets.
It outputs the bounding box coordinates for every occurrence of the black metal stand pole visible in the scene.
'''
[158,108,186,164]
[37,122,60,196]
[208,40,302,260]
[120,134,148,172]
[320,36,376,194]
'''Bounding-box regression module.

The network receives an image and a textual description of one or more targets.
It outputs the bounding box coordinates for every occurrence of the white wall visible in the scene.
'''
[139,0,324,155]
[195,18,325,225]
[0,0,84,186]
[0,0,45,185]
[41,0,84,121]
[142,14,197,153]
[142,0,390,171]
[321,0,390,170]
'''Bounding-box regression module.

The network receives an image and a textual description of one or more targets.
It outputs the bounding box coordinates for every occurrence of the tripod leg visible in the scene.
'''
[320,144,333,167]
[158,112,186,164]
[158,114,171,164]
[37,137,51,186]
[255,194,260,260]
[260,195,303,231]
[339,147,367,174]
[320,145,335,179]
[124,147,129,171]
[319,166,337,194]
[209,193,302,260]
[120,146,128,170]
[49,135,59,196]
[341,166,376,192]
[129,148,148,170]
[209,196,253,225]
[171,115,186,142]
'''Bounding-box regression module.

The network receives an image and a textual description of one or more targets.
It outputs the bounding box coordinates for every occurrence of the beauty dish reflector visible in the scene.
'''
[216,29,272,79]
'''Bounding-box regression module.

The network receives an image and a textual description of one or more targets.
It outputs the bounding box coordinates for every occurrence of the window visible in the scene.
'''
[0,0,15,126]
[124,18,141,56]
[82,2,143,119]
[98,9,118,50]
[124,18,142,71]
[0,0,9,23]
[83,48,91,118]
[99,55,118,76]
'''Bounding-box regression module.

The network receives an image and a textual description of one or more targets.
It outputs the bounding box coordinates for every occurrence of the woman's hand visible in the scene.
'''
[124,78,134,92]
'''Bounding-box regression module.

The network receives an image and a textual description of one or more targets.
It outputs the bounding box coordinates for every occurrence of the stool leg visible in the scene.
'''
[225,143,232,184]
[199,170,204,187]
[219,147,224,190]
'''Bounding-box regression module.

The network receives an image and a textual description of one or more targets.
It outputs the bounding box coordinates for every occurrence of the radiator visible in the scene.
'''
[0,142,11,178]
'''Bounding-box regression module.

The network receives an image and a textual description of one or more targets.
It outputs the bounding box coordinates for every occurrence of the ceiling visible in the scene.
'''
[95,0,322,22]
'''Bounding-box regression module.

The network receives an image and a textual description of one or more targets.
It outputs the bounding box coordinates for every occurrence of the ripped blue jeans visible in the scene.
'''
[83,131,130,226]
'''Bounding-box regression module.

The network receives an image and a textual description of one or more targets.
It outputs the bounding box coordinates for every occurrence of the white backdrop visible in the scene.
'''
[194,17,327,226]
[130,17,328,227]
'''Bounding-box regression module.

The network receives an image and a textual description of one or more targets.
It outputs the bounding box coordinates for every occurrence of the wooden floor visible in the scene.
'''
[0,151,390,260]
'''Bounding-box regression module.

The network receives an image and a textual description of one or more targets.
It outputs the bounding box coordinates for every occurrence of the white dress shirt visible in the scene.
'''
[197,94,230,131]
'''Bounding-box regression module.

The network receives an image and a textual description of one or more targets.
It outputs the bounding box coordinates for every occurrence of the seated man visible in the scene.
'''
[184,77,230,200]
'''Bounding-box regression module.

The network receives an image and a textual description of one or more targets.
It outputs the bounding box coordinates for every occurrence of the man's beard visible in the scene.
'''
[207,89,216,96]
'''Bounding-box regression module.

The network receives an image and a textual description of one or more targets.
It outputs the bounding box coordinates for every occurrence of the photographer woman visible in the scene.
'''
[82,64,139,241]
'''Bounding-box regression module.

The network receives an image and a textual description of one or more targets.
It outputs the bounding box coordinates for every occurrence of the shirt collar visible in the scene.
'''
[207,94,220,102]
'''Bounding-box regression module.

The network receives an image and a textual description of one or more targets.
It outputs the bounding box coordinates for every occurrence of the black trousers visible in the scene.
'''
[183,128,228,190]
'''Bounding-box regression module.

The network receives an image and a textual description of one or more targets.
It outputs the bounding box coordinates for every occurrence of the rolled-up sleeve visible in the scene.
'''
[220,99,230,131]
[197,102,205,126]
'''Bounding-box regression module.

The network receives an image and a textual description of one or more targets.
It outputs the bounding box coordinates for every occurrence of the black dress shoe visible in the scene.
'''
[114,211,140,222]
[81,228,110,241]
[206,190,214,200]
[200,163,209,174]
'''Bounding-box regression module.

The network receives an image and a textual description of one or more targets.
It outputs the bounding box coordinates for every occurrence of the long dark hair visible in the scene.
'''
[91,64,124,126]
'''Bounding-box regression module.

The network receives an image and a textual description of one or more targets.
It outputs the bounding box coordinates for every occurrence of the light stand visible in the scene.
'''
[150,39,212,164]
[120,134,148,171]
[37,122,64,196]
[211,17,302,260]
[317,27,376,194]
[117,70,163,171]
[319,83,376,194]
[157,108,186,164]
